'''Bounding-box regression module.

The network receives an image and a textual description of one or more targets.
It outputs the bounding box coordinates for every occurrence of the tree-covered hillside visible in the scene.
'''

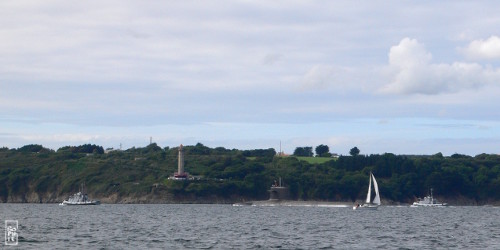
[1,143,500,204]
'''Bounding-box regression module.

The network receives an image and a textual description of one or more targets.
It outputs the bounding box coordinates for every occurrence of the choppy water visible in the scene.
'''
[1,204,500,249]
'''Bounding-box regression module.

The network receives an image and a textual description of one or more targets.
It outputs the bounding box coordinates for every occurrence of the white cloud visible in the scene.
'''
[381,37,500,95]
[462,36,500,59]
[389,38,432,68]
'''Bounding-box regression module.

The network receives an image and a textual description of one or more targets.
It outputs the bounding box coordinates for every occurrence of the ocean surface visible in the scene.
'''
[1,203,500,249]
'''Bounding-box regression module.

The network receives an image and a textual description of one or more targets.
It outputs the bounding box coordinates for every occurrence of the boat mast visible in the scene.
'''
[430,188,434,204]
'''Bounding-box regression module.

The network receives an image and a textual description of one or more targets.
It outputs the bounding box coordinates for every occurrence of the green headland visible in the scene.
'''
[1,143,500,205]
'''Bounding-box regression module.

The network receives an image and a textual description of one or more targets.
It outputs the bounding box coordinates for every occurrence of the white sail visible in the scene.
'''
[372,173,381,205]
[365,172,372,204]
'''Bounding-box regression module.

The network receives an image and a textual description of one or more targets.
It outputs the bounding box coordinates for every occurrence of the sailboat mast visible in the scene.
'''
[430,188,434,203]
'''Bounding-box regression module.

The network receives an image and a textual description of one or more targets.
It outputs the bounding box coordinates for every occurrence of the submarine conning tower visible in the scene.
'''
[269,177,290,200]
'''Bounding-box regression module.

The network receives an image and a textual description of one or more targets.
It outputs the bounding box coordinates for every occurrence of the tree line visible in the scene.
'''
[293,145,360,157]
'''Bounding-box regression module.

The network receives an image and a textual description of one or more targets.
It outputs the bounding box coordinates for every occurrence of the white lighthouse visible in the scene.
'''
[173,144,188,179]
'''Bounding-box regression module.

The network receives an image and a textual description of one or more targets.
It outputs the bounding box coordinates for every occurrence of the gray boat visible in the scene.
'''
[60,183,100,205]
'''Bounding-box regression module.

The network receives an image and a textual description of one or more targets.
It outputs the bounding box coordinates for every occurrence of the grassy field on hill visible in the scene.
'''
[296,156,335,164]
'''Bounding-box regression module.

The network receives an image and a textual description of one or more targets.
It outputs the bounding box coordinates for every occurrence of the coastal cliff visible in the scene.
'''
[3,189,245,204]
[4,188,498,206]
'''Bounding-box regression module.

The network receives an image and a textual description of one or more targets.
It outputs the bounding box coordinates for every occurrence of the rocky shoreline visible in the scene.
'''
[2,192,241,204]
[3,191,500,206]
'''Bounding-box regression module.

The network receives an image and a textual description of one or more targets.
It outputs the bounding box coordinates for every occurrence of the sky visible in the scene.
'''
[1,1,500,156]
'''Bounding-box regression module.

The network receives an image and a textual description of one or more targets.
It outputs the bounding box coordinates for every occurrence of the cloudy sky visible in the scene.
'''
[2,1,500,156]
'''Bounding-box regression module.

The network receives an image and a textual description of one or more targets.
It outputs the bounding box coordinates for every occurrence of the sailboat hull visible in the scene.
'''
[353,204,379,210]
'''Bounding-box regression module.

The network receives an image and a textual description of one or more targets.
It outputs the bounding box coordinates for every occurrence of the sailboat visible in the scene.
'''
[353,172,381,210]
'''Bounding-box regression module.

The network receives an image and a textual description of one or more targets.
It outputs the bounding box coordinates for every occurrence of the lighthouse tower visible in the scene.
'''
[178,144,184,175]
[174,144,188,179]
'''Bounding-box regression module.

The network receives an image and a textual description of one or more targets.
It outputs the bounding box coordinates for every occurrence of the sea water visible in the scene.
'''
[1,204,500,249]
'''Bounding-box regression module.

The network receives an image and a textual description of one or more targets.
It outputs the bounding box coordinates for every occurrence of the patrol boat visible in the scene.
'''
[411,188,447,207]
[60,183,100,205]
